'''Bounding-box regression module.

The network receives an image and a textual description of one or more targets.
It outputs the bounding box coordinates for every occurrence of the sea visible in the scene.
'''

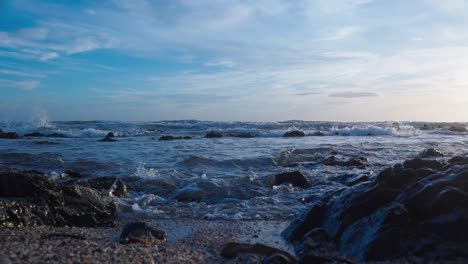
[1,116,467,221]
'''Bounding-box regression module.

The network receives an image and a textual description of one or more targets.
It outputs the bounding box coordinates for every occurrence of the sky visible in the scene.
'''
[1,0,468,122]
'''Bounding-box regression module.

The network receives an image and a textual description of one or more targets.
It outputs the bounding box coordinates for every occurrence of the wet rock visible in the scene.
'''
[34,141,59,145]
[0,130,20,139]
[448,156,468,165]
[86,177,129,197]
[0,169,116,227]
[274,171,309,188]
[228,133,256,138]
[323,156,368,168]
[402,157,444,170]
[262,253,293,264]
[284,157,468,262]
[63,169,81,179]
[159,135,192,141]
[46,133,66,138]
[98,136,117,142]
[205,131,223,138]
[221,242,295,263]
[0,255,12,264]
[420,124,435,130]
[283,130,305,137]
[309,131,326,136]
[24,132,45,137]
[109,179,128,197]
[331,174,370,187]
[106,132,115,138]
[170,184,206,202]
[449,126,467,133]
[120,222,167,245]
[419,148,444,158]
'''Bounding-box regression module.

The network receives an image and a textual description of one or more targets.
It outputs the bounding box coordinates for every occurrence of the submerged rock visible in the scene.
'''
[46,133,66,138]
[274,171,309,188]
[23,132,45,137]
[63,169,81,179]
[283,131,305,137]
[309,131,326,136]
[159,135,192,141]
[120,222,167,245]
[323,156,368,168]
[449,126,467,133]
[283,156,468,262]
[98,136,117,142]
[228,133,256,138]
[205,131,223,138]
[0,169,116,227]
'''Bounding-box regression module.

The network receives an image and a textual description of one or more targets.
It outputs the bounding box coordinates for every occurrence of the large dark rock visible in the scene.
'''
[283,130,305,137]
[220,242,295,263]
[228,133,256,138]
[309,131,326,136]
[0,169,116,227]
[24,132,45,137]
[159,135,192,141]
[274,171,309,188]
[283,156,468,262]
[46,133,66,138]
[205,131,223,138]
[0,129,20,139]
[98,136,117,142]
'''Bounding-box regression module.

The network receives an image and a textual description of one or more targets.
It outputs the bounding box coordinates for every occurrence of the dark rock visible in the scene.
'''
[0,169,116,227]
[24,132,45,137]
[402,158,444,170]
[309,131,326,136]
[109,179,128,197]
[106,132,115,138]
[420,124,435,130]
[323,156,368,168]
[0,130,20,139]
[274,171,309,188]
[98,137,117,142]
[419,148,444,158]
[331,174,370,187]
[159,135,192,141]
[283,130,305,137]
[283,157,468,262]
[63,170,81,179]
[221,242,295,263]
[448,156,468,165]
[205,131,223,138]
[120,222,167,245]
[449,126,467,133]
[262,253,293,264]
[46,133,66,138]
[228,133,256,138]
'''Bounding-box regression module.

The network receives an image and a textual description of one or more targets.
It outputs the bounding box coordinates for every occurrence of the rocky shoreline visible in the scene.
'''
[1,150,468,263]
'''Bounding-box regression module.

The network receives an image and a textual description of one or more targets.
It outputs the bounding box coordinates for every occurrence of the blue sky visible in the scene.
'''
[1,0,468,121]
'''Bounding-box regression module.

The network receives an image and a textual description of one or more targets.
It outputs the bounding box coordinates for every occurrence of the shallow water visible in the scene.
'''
[1,120,467,221]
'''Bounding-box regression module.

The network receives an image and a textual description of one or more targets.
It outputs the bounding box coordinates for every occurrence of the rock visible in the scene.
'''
[420,124,435,130]
[63,170,81,179]
[221,242,295,263]
[323,156,368,168]
[170,184,206,202]
[449,126,467,133]
[205,131,223,138]
[24,132,45,137]
[283,157,468,262]
[0,169,116,227]
[34,141,59,145]
[274,171,309,188]
[448,156,468,165]
[120,222,167,245]
[0,256,12,264]
[159,135,192,141]
[419,148,444,158]
[46,133,66,138]
[106,132,115,138]
[98,136,117,142]
[310,131,326,136]
[283,130,305,137]
[331,174,370,187]
[109,179,128,197]
[0,130,20,139]
[228,133,256,138]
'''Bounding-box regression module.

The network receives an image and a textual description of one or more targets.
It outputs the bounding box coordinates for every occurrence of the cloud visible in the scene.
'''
[329,91,378,98]
[204,60,237,68]
[319,26,361,41]
[0,79,41,90]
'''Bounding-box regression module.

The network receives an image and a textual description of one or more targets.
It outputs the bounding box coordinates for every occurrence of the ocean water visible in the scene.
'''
[1,118,467,221]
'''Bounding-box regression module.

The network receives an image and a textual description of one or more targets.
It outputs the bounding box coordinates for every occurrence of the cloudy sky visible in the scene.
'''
[1,0,468,121]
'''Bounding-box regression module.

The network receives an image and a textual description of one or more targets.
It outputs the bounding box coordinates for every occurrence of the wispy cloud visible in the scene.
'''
[0,79,41,90]
[329,91,378,98]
